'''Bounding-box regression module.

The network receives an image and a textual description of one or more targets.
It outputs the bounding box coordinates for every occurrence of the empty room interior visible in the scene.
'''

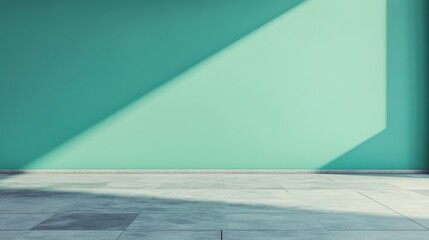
[0,0,429,239]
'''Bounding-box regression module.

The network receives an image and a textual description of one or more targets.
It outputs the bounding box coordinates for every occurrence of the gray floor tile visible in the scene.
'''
[105,182,163,189]
[141,199,226,214]
[158,181,224,189]
[413,190,429,197]
[225,199,310,213]
[0,231,28,240]
[32,213,138,230]
[291,198,393,214]
[62,195,226,214]
[227,214,325,230]
[224,182,283,189]
[0,198,79,213]
[95,188,226,201]
[0,183,54,189]
[50,182,109,188]
[0,189,70,198]
[223,230,336,240]
[281,182,346,190]
[118,231,220,240]
[59,196,150,213]
[0,214,52,230]
[288,189,368,198]
[332,231,429,240]
[357,189,429,214]
[10,230,122,240]
[314,213,425,230]
[341,182,403,191]
[126,214,226,231]
[387,179,429,190]
[224,189,289,200]
[403,214,429,229]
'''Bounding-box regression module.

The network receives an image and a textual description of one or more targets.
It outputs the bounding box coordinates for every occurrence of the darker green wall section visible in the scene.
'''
[0,0,427,170]
[0,0,304,169]
[322,0,428,170]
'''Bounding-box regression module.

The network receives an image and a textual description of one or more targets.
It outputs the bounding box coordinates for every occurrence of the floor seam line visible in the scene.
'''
[114,230,125,240]
[355,190,429,230]
[280,185,290,194]
[310,212,331,232]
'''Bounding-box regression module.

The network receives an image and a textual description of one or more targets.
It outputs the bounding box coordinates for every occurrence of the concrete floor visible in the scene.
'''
[0,173,429,239]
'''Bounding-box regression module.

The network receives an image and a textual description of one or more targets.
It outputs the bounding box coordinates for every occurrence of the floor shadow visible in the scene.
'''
[321,0,429,170]
[0,174,428,239]
[0,0,305,169]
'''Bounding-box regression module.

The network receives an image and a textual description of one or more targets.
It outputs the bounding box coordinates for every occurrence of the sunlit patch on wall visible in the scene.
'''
[26,0,386,169]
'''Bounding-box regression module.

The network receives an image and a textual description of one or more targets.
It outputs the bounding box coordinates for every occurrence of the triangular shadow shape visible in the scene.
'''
[0,0,305,169]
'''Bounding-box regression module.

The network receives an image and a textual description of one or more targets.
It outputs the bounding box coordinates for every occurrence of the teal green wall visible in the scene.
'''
[0,0,427,170]
[323,0,428,170]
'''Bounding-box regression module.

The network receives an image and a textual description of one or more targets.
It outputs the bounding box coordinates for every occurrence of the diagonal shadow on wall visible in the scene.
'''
[0,0,305,169]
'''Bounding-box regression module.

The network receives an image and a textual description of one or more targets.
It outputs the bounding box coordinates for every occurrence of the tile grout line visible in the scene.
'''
[226,213,229,232]
[280,184,290,194]
[309,212,334,235]
[354,189,429,231]
[115,230,125,240]
[322,176,336,183]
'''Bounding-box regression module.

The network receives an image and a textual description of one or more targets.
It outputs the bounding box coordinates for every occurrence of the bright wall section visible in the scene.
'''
[0,0,425,170]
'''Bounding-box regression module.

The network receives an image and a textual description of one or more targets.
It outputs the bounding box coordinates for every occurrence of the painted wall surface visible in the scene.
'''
[0,0,426,170]
[323,0,428,169]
